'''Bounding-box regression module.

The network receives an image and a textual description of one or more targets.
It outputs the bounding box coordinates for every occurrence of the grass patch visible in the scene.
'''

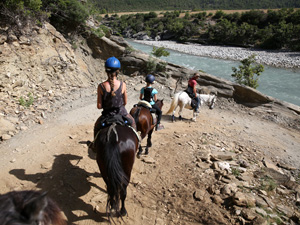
[19,93,34,108]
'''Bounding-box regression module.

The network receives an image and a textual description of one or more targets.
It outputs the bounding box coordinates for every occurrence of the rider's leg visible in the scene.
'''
[195,96,200,113]
[152,104,164,131]
[126,113,136,130]
[89,116,102,152]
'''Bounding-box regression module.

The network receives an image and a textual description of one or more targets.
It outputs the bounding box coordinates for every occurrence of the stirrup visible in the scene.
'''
[156,124,164,131]
[87,141,96,153]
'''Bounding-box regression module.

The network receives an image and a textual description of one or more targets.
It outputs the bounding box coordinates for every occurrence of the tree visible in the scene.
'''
[151,47,170,58]
[231,54,264,89]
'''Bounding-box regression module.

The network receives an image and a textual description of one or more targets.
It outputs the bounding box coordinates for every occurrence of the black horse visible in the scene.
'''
[94,123,139,220]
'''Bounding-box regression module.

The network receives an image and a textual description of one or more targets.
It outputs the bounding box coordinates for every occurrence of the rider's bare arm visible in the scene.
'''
[97,84,103,109]
[123,82,127,105]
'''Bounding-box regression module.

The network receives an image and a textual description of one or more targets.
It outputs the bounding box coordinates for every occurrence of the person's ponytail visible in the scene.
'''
[108,73,116,97]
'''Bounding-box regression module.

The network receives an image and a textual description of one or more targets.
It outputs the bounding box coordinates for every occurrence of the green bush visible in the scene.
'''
[231,54,264,89]
[19,93,34,108]
[151,47,170,58]
[146,57,157,74]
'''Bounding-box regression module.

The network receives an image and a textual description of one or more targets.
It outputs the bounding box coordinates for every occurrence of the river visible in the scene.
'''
[126,39,300,106]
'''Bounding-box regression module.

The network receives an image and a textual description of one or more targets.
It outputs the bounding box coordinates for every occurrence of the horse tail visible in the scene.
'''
[166,92,180,114]
[104,126,128,217]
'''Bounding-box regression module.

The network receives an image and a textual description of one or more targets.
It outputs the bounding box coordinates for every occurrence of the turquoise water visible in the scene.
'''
[127,40,300,106]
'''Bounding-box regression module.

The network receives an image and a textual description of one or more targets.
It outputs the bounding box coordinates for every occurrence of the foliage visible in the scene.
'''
[151,47,170,58]
[105,9,300,50]
[231,55,264,89]
[231,168,241,177]
[19,93,34,108]
[146,57,157,74]
[146,57,167,74]
[1,0,98,30]
[93,0,300,12]
[43,0,89,27]
[259,175,277,192]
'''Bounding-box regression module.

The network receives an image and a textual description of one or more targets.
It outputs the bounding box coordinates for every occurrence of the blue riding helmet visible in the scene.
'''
[145,74,155,84]
[105,57,121,69]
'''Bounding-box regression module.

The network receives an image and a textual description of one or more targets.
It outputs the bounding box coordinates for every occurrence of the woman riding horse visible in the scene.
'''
[92,57,139,219]
[93,57,136,141]
[186,72,201,113]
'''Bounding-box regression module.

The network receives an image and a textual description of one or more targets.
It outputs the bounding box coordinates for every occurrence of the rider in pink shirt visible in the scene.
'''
[187,72,200,113]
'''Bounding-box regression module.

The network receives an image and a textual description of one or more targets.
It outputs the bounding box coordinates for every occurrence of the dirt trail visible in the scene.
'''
[0,78,300,224]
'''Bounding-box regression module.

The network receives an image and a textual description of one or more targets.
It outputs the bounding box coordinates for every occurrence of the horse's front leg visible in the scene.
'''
[145,129,154,155]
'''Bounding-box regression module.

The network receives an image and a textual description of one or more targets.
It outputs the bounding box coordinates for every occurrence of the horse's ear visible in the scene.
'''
[161,99,164,103]
[22,192,48,222]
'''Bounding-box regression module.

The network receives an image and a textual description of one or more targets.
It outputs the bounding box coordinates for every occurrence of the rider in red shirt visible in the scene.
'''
[187,72,200,113]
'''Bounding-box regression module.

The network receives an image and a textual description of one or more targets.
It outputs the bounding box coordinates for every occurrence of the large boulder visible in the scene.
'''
[87,35,125,59]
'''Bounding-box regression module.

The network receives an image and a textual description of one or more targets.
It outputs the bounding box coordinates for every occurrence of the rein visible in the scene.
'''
[107,123,118,142]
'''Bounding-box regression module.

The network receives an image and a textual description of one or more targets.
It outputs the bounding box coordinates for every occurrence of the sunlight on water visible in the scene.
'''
[127,39,300,106]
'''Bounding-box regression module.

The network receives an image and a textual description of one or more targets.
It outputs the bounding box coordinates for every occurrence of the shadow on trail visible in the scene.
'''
[161,114,192,122]
[9,153,107,224]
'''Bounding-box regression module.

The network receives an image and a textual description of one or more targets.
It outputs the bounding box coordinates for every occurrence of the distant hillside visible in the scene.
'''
[95,0,300,12]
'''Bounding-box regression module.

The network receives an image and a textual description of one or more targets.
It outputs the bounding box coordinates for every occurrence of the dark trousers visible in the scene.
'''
[152,103,162,124]
[194,96,200,111]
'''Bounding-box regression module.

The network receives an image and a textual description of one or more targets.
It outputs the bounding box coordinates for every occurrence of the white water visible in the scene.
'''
[127,40,300,106]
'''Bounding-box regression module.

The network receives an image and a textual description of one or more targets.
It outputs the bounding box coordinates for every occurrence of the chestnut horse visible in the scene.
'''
[94,123,139,220]
[0,190,65,225]
[130,99,164,156]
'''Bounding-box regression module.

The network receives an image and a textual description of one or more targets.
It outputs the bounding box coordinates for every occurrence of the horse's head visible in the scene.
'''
[209,94,217,109]
[0,191,65,225]
[156,99,164,110]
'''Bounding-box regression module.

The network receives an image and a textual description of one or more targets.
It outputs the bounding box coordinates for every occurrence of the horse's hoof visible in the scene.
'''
[120,208,127,217]
[137,151,142,158]
[145,150,149,155]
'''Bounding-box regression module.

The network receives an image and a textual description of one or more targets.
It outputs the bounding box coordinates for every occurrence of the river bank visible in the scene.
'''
[134,40,300,69]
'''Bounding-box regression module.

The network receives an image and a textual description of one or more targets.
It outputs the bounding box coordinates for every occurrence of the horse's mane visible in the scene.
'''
[0,190,66,225]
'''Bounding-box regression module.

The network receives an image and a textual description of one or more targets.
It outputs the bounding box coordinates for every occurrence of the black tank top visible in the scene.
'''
[100,81,127,116]
[143,87,153,103]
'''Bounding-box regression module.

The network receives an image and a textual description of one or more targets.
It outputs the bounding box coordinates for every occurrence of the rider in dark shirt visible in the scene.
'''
[94,57,136,138]
[140,74,164,131]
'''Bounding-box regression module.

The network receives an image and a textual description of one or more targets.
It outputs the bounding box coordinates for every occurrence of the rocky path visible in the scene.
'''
[0,75,300,224]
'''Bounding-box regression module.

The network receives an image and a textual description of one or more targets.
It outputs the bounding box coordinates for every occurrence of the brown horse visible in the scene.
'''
[0,190,65,225]
[94,123,139,220]
[130,99,164,156]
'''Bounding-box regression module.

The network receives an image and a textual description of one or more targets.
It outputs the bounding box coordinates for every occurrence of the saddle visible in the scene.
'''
[99,114,133,128]
[133,101,157,125]
[185,88,198,110]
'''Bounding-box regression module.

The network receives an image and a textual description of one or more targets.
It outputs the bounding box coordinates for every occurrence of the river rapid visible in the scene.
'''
[127,39,300,106]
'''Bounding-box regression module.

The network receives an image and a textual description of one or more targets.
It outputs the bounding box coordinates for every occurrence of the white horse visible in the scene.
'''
[166,91,217,122]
